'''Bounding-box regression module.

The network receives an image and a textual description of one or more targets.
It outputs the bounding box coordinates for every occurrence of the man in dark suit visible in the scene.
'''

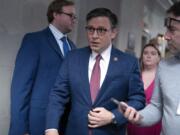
[9,0,76,135]
[46,8,145,135]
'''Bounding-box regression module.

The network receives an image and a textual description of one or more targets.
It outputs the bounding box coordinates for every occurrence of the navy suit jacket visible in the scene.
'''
[9,27,76,135]
[46,47,145,135]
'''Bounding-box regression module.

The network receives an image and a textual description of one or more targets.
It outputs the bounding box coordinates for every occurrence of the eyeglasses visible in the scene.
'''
[164,17,180,28]
[85,26,110,36]
[60,11,77,20]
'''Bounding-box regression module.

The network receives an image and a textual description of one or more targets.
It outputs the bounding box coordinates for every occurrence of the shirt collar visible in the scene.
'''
[91,44,112,61]
[49,24,66,40]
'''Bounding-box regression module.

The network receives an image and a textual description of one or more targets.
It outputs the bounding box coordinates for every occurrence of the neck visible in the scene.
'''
[143,65,157,72]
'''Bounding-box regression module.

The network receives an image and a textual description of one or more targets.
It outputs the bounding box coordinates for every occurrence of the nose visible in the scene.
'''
[92,30,98,38]
[164,31,171,41]
[146,53,151,58]
[72,17,77,24]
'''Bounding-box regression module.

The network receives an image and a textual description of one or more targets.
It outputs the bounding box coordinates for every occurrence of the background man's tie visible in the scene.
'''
[61,36,70,56]
[90,54,101,103]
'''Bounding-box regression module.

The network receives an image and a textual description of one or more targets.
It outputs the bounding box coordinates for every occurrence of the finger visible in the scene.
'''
[124,107,131,118]
[128,107,136,121]
[89,111,99,118]
[89,110,94,115]
[88,114,97,121]
[89,119,98,125]
[88,114,100,124]
[132,112,142,123]
[88,123,98,128]
[92,107,103,112]
[133,113,140,123]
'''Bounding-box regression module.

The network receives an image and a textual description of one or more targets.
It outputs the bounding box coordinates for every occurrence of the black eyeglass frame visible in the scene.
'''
[59,11,77,20]
[164,17,180,28]
[85,26,111,36]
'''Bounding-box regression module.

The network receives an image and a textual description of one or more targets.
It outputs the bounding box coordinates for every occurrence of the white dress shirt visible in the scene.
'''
[49,24,70,56]
[88,45,112,87]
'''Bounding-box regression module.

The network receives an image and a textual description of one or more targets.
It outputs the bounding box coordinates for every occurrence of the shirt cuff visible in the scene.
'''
[45,129,58,134]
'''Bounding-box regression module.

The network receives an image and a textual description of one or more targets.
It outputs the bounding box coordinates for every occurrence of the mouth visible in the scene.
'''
[168,44,176,49]
[90,41,100,46]
[146,60,152,62]
[91,40,99,44]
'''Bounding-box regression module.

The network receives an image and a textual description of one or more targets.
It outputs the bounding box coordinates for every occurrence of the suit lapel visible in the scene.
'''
[94,48,120,105]
[67,37,76,50]
[44,27,64,57]
[79,47,93,105]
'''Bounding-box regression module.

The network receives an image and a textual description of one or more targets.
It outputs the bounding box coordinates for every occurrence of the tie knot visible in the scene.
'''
[96,54,102,61]
[61,36,67,42]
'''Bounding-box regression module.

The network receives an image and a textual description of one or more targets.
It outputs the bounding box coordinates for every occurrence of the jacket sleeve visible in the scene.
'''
[9,34,39,135]
[46,56,70,129]
[139,64,163,126]
[127,58,145,110]
[113,58,145,126]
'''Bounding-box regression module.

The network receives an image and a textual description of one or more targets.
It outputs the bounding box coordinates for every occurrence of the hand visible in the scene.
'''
[120,102,142,124]
[88,107,113,128]
[45,129,59,135]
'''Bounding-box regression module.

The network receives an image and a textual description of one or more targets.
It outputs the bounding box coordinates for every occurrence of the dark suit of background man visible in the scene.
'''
[9,0,76,135]
[45,7,145,135]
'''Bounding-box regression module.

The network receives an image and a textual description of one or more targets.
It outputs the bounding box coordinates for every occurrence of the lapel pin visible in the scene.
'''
[113,57,118,61]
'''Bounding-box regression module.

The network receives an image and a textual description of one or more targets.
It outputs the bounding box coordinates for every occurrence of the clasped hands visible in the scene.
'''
[88,107,114,128]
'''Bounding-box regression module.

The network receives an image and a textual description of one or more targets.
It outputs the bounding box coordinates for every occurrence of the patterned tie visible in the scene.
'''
[61,36,70,56]
[90,54,101,103]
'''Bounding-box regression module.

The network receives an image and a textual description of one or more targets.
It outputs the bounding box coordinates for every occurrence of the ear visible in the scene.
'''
[111,28,118,39]
[53,12,59,18]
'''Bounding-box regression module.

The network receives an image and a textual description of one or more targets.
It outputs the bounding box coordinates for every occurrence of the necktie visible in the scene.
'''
[61,36,70,56]
[90,54,101,103]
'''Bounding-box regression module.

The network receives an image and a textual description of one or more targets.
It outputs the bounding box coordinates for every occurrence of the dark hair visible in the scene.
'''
[167,1,180,17]
[86,8,118,28]
[140,43,161,71]
[47,0,74,23]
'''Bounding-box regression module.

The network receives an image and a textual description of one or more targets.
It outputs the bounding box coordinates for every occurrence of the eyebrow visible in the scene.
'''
[169,24,180,30]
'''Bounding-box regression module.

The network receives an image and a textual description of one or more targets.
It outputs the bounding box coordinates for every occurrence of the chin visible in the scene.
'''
[91,48,99,53]
[169,49,178,55]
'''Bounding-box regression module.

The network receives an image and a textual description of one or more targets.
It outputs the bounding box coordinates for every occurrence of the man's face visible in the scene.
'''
[53,5,76,34]
[86,17,117,53]
[164,14,180,54]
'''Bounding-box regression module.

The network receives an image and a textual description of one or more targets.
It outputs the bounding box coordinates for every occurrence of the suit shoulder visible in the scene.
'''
[23,27,49,39]
[159,56,179,68]
[68,47,90,55]
[113,48,138,62]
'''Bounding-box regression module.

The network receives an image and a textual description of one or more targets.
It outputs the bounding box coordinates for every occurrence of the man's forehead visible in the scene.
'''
[168,14,180,20]
[165,14,180,28]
